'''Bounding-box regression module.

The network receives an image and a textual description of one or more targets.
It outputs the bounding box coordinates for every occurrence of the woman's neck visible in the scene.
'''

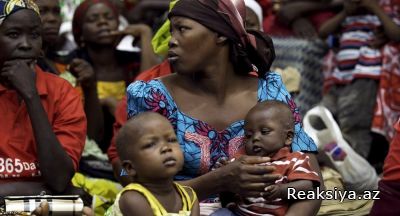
[178,59,244,104]
[86,45,117,67]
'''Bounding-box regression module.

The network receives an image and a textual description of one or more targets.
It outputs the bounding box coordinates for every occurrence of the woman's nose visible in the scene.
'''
[169,37,178,48]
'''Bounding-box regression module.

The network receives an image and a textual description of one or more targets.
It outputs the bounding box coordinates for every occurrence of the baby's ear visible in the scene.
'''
[285,130,294,146]
[122,160,136,177]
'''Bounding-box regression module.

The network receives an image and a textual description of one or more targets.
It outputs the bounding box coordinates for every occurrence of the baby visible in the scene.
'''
[106,112,199,216]
[216,101,320,216]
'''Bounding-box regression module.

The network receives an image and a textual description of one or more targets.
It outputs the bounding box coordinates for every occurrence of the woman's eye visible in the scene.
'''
[178,26,189,32]
[31,32,40,39]
[86,16,97,22]
[245,133,252,139]
[7,32,19,38]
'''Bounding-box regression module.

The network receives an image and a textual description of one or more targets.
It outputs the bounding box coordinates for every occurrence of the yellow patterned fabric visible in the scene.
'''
[0,0,40,26]
[105,182,196,216]
[97,81,126,100]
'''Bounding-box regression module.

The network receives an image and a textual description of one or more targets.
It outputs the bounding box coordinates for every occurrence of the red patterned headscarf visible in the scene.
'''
[72,0,119,46]
[169,0,275,75]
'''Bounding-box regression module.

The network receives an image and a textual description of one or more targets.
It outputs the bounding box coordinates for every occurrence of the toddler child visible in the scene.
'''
[106,112,199,216]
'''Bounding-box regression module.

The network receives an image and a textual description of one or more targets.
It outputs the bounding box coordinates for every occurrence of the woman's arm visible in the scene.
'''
[69,58,104,142]
[111,24,161,72]
[1,61,82,193]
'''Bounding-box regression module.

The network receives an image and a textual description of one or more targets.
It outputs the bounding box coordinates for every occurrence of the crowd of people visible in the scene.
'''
[0,0,399,215]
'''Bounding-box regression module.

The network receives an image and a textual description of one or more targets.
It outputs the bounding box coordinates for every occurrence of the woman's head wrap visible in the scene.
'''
[72,0,119,47]
[168,0,274,76]
[0,0,40,26]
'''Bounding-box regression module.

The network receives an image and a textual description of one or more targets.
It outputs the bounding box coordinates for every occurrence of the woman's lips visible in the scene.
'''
[167,52,179,63]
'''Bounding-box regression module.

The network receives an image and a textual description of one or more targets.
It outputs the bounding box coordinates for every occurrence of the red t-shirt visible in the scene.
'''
[382,119,400,181]
[0,67,86,181]
[236,147,320,216]
[107,60,172,164]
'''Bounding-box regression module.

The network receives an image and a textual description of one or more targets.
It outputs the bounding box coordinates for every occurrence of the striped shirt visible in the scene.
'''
[235,147,320,216]
[327,0,400,84]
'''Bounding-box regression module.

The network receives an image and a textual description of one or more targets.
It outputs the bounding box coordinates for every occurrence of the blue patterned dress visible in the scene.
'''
[127,72,317,181]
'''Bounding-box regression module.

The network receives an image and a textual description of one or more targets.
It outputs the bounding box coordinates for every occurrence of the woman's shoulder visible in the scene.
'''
[127,79,167,97]
[258,71,288,99]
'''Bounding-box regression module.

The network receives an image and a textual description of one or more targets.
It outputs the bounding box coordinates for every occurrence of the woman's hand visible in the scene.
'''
[109,24,152,42]
[1,60,37,100]
[218,155,280,197]
[69,58,96,88]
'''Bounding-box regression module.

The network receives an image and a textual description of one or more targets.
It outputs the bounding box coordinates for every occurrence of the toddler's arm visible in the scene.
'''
[263,179,314,201]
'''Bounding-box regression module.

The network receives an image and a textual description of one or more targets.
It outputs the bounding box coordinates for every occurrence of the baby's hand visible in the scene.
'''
[263,185,283,201]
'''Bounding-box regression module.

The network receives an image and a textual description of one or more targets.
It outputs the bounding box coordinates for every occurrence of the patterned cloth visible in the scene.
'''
[0,0,39,26]
[105,182,196,216]
[372,43,400,140]
[126,72,317,185]
[235,147,320,216]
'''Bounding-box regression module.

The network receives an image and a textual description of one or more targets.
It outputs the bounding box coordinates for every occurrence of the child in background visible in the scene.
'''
[319,0,400,158]
[214,101,320,216]
[106,112,199,216]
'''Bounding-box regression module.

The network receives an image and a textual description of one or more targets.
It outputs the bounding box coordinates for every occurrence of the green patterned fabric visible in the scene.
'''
[151,0,178,56]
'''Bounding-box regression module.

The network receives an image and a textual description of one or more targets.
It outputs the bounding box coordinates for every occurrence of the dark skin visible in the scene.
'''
[244,104,315,206]
[319,0,400,42]
[81,2,159,115]
[274,0,344,38]
[0,10,74,194]
[162,16,323,215]
[36,0,103,142]
[119,114,199,215]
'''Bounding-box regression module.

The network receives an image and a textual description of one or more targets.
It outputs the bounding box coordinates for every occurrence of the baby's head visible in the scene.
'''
[117,112,184,182]
[244,100,294,157]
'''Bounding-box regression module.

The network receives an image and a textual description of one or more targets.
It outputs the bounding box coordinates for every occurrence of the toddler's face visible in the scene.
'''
[129,117,184,181]
[244,109,289,157]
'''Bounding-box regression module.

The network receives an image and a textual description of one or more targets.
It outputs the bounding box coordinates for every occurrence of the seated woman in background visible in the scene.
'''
[36,0,103,143]
[69,0,160,151]
[126,0,322,215]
